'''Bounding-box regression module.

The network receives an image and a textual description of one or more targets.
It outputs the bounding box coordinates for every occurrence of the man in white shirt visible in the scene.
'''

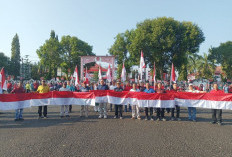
[130,83,141,120]
[59,82,71,118]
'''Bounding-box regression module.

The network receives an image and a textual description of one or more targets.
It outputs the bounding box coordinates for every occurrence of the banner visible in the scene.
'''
[1,90,232,110]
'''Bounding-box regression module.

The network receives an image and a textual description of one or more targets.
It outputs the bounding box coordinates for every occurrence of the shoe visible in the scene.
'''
[98,115,103,119]
[193,119,197,122]
[60,116,64,118]
[120,117,123,120]
[156,118,160,121]
[38,116,42,119]
[131,117,135,120]
[217,122,222,126]
[150,118,154,121]
[44,116,48,119]
[145,117,148,121]
[162,118,166,121]
[114,116,118,119]
[170,117,175,121]
[137,117,141,120]
[14,118,19,121]
[104,115,107,119]
[211,121,216,124]
[177,118,181,121]
[66,115,70,118]
[19,118,24,121]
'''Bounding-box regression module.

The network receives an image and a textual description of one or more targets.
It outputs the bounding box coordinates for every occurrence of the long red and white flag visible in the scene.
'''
[85,67,89,84]
[106,64,112,82]
[140,50,146,80]
[0,68,7,90]
[2,91,232,110]
[153,62,156,83]
[121,62,126,82]
[73,66,79,86]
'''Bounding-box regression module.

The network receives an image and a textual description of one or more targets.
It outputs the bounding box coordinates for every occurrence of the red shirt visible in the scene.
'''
[33,83,39,90]
[124,86,132,91]
[7,83,12,89]
[210,89,224,94]
[11,87,25,94]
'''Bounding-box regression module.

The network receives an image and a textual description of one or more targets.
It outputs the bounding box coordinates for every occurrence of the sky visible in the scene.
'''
[0,0,231,63]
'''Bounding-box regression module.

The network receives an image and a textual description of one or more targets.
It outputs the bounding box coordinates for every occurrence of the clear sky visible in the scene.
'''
[0,0,231,63]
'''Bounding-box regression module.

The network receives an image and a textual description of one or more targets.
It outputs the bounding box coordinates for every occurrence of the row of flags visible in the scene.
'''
[72,50,176,85]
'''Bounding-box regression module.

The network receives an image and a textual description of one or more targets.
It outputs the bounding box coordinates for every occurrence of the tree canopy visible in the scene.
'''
[109,17,205,80]
[11,34,21,77]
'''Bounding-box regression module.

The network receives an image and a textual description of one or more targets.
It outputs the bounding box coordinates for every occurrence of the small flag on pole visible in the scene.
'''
[170,63,176,84]
[0,67,7,91]
[139,50,146,80]
[153,62,156,83]
[98,64,102,80]
[73,66,79,86]
[106,64,112,82]
[121,62,126,82]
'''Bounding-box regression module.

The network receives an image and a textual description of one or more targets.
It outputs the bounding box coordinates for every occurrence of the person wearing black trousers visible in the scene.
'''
[143,82,155,121]
[114,81,124,119]
[156,82,166,121]
[210,83,224,126]
[170,82,181,121]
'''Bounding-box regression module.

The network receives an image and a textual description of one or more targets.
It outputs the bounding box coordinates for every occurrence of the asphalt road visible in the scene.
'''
[1,106,232,157]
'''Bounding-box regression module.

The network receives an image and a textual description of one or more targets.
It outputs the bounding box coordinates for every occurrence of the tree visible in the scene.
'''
[109,17,205,80]
[36,30,62,79]
[11,34,21,77]
[31,62,42,80]
[208,41,232,79]
[197,53,215,79]
[60,35,94,79]
[0,52,11,74]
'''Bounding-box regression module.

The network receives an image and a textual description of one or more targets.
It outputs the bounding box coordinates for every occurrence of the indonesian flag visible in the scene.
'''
[139,50,146,80]
[106,64,112,82]
[73,66,79,86]
[0,68,7,90]
[85,67,89,84]
[170,63,176,83]
[153,62,156,83]
[98,64,102,80]
[121,62,126,82]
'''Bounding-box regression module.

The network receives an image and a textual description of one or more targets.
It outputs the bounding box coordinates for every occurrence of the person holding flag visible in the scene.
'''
[143,82,155,121]
[11,81,26,121]
[37,80,50,119]
[97,79,109,119]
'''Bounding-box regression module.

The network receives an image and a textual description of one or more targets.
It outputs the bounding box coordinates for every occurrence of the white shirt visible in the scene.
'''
[110,85,116,90]
[185,89,199,93]
[130,88,140,92]
[59,87,71,92]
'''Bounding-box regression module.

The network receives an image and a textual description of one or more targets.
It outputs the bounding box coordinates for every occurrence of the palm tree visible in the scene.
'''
[196,53,215,80]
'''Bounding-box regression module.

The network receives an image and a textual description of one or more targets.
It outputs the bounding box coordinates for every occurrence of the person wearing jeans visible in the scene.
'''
[210,83,224,125]
[97,79,109,119]
[11,82,26,121]
[170,82,181,121]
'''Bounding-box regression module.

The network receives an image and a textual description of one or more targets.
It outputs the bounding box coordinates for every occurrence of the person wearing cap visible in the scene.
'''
[79,82,90,118]
[97,79,109,119]
[11,82,26,121]
[143,82,155,121]
[59,82,71,118]
[210,83,224,125]
[130,83,141,120]
[114,81,124,119]
[37,80,50,119]
[170,82,181,121]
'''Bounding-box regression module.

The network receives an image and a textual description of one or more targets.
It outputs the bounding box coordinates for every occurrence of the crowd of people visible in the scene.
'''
[1,78,230,126]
